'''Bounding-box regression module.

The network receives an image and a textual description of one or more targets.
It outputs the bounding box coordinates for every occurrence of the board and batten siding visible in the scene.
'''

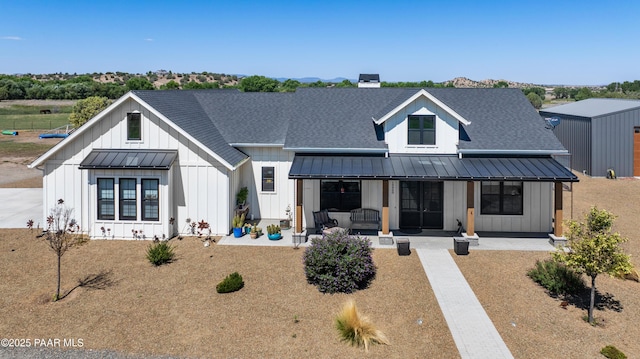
[300,179,552,233]
[237,147,295,220]
[41,98,233,238]
[474,181,553,233]
[384,96,459,155]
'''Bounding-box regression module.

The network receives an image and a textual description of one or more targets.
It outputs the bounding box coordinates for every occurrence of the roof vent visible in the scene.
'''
[358,74,380,88]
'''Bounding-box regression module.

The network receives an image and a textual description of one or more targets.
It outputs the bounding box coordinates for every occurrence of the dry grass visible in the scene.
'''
[454,174,640,358]
[0,230,456,358]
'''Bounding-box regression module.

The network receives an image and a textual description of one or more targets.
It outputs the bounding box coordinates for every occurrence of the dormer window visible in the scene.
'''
[127,112,141,141]
[408,115,435,145]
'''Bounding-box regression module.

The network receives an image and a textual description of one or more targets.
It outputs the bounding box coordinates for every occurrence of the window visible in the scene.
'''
[262,166,275,192]
[127,112,141,140]
[142,179,159,221]
[408,115,435,145]
[119,178,137,220]
[481,181,523,215]
[97,178,115,220]
[320,180,361,212]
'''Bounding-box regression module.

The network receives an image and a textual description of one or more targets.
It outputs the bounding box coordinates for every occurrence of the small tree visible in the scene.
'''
[69,96,111,128]
[553,207,633,324]
[44,199,86,301]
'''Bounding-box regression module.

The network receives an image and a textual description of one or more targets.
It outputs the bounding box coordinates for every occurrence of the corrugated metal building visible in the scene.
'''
[540,98,640,177]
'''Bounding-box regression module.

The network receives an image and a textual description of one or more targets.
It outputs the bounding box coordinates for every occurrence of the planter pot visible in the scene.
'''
[250,232,257,239]
[268,233,282,240]
[280,220,291,230]
[453,237,469,255]
[233,227,243,238]
[244,227,251,235]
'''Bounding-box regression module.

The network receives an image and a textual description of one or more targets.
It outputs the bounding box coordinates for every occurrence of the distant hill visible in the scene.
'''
[13,71,606,90]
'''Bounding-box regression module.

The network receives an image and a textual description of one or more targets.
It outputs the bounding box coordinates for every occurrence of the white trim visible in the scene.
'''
[230,143,284,148]
[458,149,569,155]
[373,89,472,126]
[283,147,388,154]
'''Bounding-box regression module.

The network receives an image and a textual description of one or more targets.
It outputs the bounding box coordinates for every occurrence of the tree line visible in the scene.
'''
[2,73,640,105]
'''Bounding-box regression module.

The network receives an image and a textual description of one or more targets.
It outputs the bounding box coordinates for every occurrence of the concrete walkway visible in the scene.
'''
[418,249,514,359]
[0,188,42,228]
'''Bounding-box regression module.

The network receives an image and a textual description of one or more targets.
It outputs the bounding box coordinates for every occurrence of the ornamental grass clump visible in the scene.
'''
[146,241,175,266]
[335,299,389,351]
[303,230,376,294]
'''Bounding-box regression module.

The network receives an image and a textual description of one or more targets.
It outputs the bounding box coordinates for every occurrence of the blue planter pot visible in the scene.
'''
[268,233,281,240]
[233,227,243,238]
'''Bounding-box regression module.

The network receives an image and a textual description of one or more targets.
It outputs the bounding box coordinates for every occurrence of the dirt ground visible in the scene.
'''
[0,131,61,188]
[0,175,639,358]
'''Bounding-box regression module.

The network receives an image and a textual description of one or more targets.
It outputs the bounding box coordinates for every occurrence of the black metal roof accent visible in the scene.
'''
[79,149,178,170]
[288,155,578,182]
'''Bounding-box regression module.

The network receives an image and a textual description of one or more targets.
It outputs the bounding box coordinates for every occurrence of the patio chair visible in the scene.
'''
[313,209,339,234]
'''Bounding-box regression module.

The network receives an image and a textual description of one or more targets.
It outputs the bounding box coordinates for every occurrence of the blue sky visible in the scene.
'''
[1,0,638,85]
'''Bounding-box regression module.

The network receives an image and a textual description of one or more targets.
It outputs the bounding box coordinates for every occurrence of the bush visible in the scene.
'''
[601,345,627,359]
[146,241,175,266]
[303,231,376,294]
[335,299,389,351]
[527,259,586,295]
[216,272,244,293]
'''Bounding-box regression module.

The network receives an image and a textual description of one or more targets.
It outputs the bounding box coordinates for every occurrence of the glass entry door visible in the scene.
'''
[399,181,443,229]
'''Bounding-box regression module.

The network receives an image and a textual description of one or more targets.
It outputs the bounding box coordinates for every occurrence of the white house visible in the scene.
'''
[30,87,577,241]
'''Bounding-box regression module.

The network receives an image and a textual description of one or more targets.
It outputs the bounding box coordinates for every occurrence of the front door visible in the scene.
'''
[399,181,443,229]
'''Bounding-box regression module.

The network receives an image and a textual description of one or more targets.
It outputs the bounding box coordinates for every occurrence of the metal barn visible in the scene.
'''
[540,98,640,177]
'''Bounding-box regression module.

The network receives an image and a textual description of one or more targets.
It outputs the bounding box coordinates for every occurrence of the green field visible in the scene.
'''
[0,105,72,131]
[0,139,54,158]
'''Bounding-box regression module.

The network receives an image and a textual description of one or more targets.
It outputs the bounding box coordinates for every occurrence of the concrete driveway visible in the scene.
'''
[0,188,42,228]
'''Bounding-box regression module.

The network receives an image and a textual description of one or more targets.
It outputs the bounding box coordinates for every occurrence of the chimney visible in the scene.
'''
[358,74,380,88]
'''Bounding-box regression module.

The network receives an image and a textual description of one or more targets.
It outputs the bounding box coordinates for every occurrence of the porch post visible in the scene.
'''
[554,181,563,237]
[382,180,390,234]
[466,181,475,236]
[295,179,303,233]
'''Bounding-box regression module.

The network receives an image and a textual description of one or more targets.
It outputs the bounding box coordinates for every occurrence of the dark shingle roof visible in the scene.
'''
[426,88,566,152]
[133,90,249,167]
[133,87,566,163]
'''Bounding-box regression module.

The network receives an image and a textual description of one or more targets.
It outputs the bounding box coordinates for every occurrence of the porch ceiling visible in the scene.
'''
[288,155,578,182]
[79,149,177,170]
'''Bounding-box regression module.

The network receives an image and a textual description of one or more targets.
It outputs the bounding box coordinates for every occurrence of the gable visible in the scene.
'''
[30,92,247,170]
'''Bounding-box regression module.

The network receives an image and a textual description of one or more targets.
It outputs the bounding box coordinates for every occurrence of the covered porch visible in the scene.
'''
[288,155,578,243]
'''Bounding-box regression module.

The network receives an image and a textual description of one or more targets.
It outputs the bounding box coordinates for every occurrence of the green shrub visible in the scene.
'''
[146,241,175,266]
[303,231,376,294]
[601,345,627,359]
[216,272,244,293]
[527,259,586,295]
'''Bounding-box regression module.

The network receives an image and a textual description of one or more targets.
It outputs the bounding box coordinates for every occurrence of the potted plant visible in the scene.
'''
[280,204,292,230]
[244,222,252,235]
[236,187,248,206]
[267,224,281,240]
[250,225,258,239]
[256,227,263,237]
[232,213,245,238]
